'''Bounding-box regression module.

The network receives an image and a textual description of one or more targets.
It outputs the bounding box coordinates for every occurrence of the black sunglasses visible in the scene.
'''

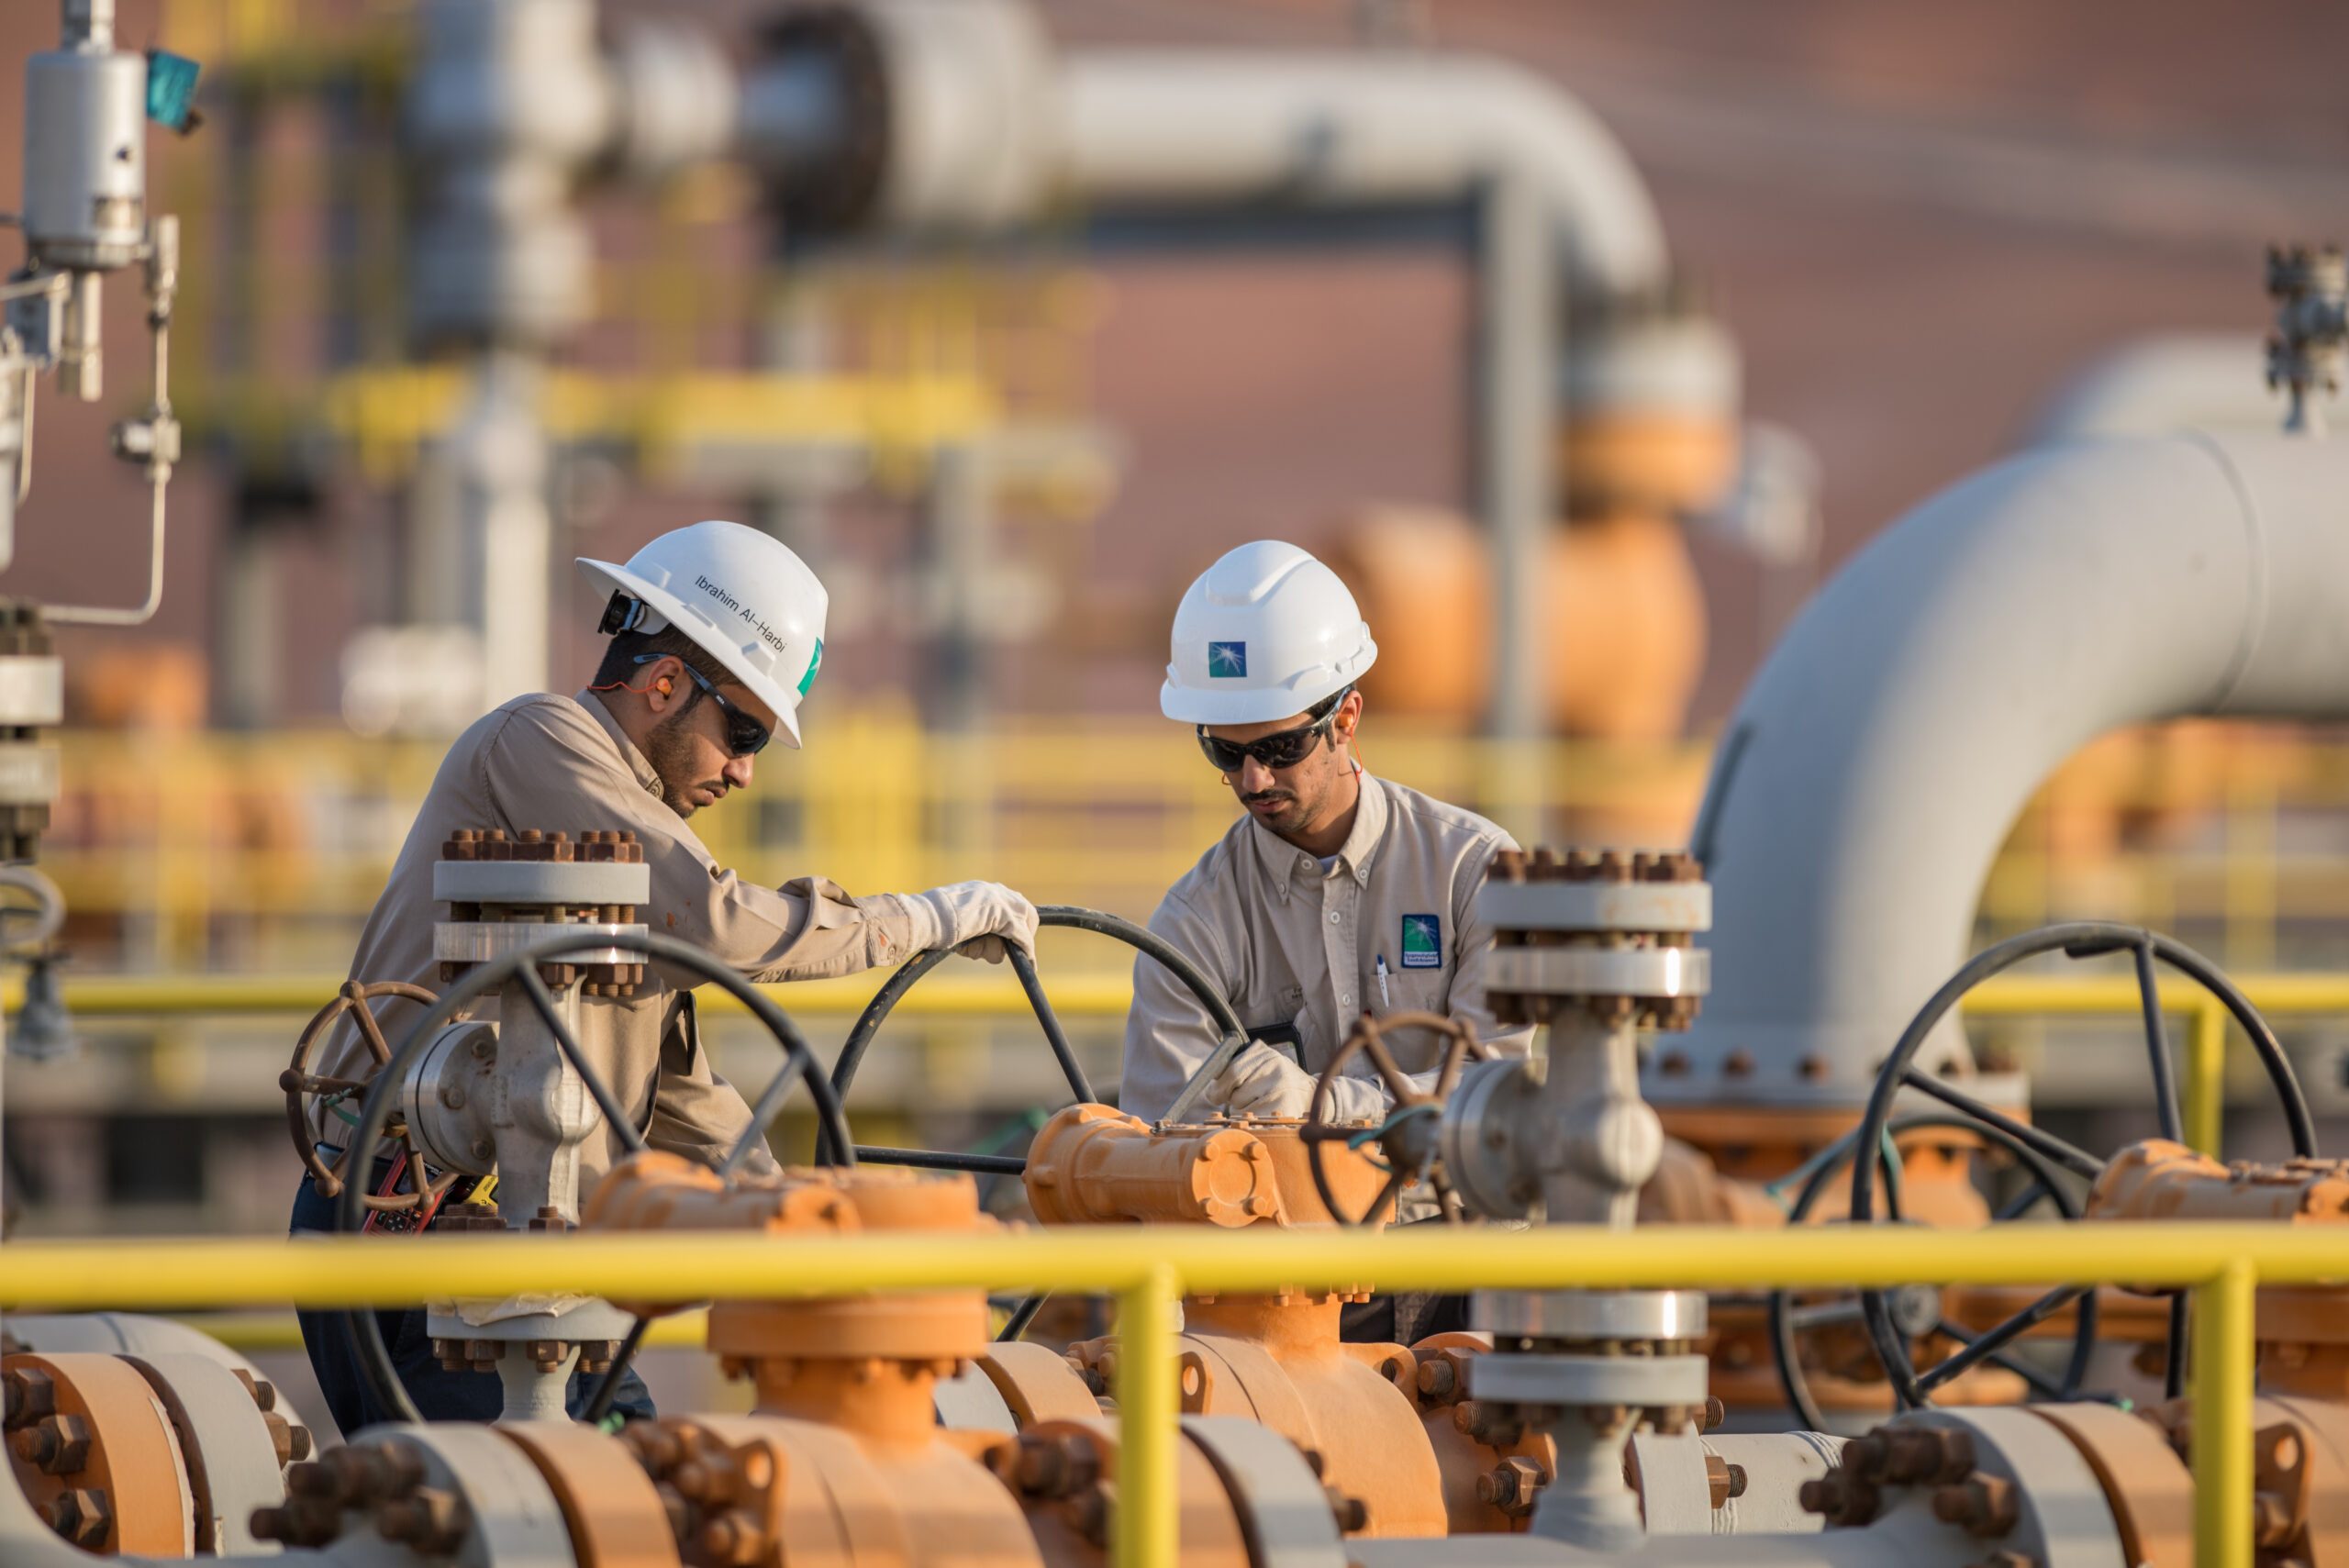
[636,654,772,757]
[1196,689,1351,773]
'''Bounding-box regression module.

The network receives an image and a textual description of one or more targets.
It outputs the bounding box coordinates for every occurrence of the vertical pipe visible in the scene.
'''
[2188,1000,2228,1159]
[1473,166,1553,842]
[2191,1258,2254,1568]
[1115,1262,1179,1568]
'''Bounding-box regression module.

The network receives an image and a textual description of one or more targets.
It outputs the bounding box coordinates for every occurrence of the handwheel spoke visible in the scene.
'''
[1429,1020,1486,1101]
[1787,1296,1866,1332]
[1920,1291,2084,1397]
[1992,1180,2058,1224]
[1898,1068,2105,1179]
[349,992,396,1067]
[514,965,646,1155]
[853,1146,1028,1175]
[723,1061,805,1178]
[2133,938,2186,1144]
[1010,946,1096,1103]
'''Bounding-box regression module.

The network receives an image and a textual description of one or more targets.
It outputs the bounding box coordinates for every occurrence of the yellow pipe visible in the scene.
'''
[2192,1258,2254,1568]
[2188,1000,2229,1158]
[1116,1263,1180,1568]
[11,972,1136,1020]
[30,969,2349,1026]
[4,1224,2307,1568]
[0,1223,2341,1309]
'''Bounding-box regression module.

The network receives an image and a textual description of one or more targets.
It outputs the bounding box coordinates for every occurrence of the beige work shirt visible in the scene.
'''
[309,690,931,1185]
[1120,773,1535,1122]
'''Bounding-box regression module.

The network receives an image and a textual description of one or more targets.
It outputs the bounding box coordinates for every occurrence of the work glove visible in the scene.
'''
[1208,1042,1314,1118]
[911,880,1041,963]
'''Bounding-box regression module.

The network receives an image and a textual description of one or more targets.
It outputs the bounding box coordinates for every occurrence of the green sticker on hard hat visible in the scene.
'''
[1208,641,1248,677]
[796,639,824,698]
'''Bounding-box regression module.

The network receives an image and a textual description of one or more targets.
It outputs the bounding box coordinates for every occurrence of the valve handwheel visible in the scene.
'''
[1844,920,2316,1412]
[1765,1110,2096,1431]
[281,979,461,1211]
[1302,1010,1488,1228]
[793,904,1252,1173]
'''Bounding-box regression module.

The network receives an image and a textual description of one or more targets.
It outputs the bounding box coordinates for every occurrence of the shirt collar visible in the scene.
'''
[1252,769,1387,898]
[575,688,667,802]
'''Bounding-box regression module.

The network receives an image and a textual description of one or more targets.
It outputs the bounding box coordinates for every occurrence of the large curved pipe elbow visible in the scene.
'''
[1670,431,2349,1106]
[1060,50,1669,301]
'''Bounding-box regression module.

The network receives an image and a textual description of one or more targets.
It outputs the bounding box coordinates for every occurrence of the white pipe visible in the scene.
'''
[1671,432,2349,1105]
[1060,50,1670,300]
[2031,334,2288,442]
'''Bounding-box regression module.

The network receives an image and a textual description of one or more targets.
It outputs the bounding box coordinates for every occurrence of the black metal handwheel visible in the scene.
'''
[1765,1112,2096,1431]
[1847,920,2314,1413]
[333,929,848,1427]
[791,904,1249,1344]
[802,904,1248,1171]
[1301,1010,1488,1228]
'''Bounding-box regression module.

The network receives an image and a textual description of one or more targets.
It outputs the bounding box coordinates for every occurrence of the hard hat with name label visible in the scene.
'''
[1161,539,1378,726]
[577,520,828,749]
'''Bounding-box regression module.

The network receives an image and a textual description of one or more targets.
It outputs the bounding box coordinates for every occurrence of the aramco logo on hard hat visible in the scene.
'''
[1208,641,1248,678]
[797,639,825,697]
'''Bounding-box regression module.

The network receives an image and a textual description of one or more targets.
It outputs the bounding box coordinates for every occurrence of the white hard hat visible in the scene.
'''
[576,520,829,749]
[1160,540,1377,726]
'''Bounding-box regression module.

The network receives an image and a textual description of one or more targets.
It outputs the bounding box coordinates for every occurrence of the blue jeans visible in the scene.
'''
[288,1172,654,1437]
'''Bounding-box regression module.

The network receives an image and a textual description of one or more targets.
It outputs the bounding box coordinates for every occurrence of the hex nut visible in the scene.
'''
[44,1487,110,1549]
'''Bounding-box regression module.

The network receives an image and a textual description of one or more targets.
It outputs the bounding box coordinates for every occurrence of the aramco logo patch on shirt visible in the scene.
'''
[1208,640,1248,677]
[1401,913,1442,968]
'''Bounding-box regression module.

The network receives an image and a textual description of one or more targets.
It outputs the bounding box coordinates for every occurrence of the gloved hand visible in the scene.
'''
[1206,1041,1319,1118]
[912,881,1040,963]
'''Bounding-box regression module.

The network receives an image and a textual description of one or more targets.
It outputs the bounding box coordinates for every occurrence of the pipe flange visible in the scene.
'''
[431,860,651,907]
[1182,1415,1353,1567]
[1482,846,1710,1029]
[433,921,648,964]
[0,651,64,727]
[1475,1288,1708,1342]
[1465,1351,1711,1408]
[1480,880,1711,935]
[1483,947,1709,1002]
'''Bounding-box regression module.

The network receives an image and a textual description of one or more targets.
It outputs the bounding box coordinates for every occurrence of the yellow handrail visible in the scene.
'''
[0,1221,2329,1568]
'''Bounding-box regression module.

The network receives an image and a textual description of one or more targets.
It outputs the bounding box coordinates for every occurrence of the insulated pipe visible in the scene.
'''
[2031,334,2286,442]
[1672,432,2349,1106]
[1058,50,1669,300]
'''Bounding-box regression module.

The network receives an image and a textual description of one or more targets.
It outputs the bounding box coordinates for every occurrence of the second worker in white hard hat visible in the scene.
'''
[1124,539,1535,1138]
[292,519,1040,1434]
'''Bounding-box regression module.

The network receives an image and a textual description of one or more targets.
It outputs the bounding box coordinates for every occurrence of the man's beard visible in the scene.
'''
[643,706,713,816]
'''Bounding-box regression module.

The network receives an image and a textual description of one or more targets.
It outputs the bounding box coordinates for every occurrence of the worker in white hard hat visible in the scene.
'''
[1127,540,1534,1340]
[291,519,1040,1434]
[1127,539,1535,1118]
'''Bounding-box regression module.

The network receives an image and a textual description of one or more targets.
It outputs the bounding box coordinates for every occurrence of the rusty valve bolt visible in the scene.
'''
[43,1488,110,1549]
[11,1412,94,1474]
[3,1366,57,1428]
[1846,1425,1976,1485]
[1324,1485,1371,1532]
[1798,1468,1883,1528]
[1706,1453,1748,1508]
[1475,1456,1544,1518]
[700,1509,769,1567]
[1932,1475,2020,1538]
[375,1487,471,1555]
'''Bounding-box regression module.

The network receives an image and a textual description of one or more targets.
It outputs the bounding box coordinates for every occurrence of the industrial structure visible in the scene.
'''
[1,2,2347,1568]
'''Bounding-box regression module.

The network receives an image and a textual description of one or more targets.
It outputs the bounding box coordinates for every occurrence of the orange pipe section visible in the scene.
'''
[1012,1106,1548,1536]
